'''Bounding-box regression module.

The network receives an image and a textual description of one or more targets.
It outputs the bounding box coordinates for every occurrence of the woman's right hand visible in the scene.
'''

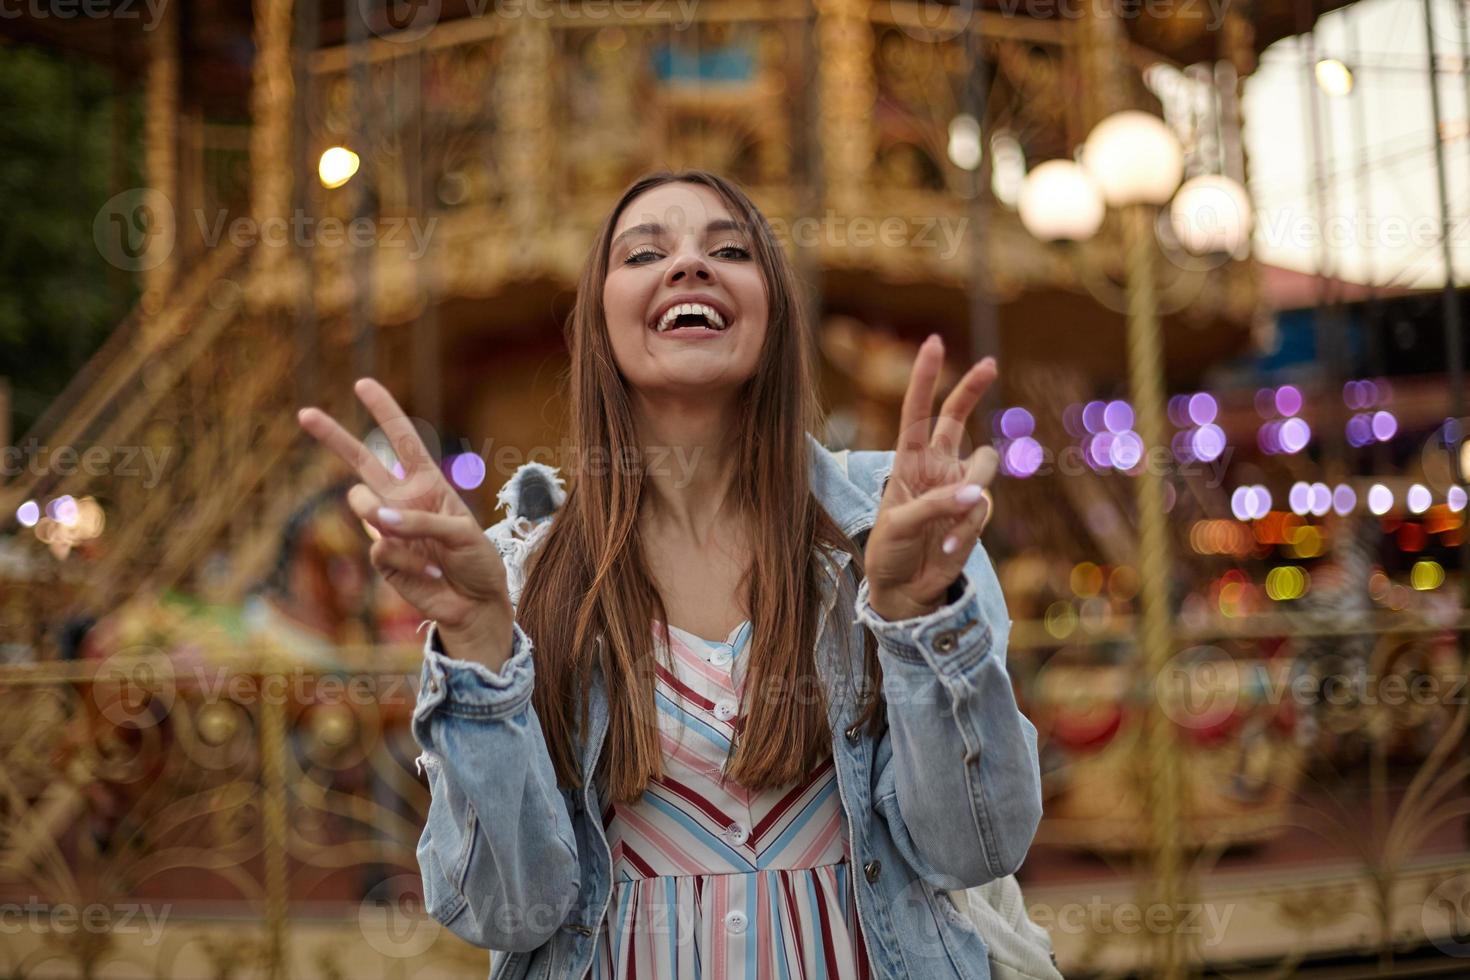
[296,378,514,670]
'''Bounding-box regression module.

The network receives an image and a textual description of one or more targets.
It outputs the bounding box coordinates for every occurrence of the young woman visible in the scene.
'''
[297,171,1043,979]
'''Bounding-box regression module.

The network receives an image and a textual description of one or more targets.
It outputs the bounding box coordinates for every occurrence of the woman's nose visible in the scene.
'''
[665,248,713,284]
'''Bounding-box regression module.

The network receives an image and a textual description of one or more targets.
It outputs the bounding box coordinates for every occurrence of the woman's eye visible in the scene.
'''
[712,243,751,260]
[624,246,663,264]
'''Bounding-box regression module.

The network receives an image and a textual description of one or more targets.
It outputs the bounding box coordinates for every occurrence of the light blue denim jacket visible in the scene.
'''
[410,432,1044,979]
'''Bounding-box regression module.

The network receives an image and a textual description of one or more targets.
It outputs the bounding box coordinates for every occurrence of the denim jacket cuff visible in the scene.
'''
[853,572,993,677]
[414,620,536,723]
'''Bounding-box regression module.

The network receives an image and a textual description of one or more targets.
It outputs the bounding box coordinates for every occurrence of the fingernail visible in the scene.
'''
[942,535,960,554]
[425,564,443,579]
[954,483,983,505]
[378,507,403,525]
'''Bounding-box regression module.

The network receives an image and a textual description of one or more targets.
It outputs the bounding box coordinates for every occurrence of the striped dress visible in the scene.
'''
[587,619,872,980]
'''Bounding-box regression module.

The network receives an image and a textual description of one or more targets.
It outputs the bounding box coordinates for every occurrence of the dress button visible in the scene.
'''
[710,648,732,667]
[428,678,440,693]
[934,630,958,653]
[714,699,738,722]
[727,822,748,845]
[724,909,748,934]
[844,723,861,743]
[864,859,881,883]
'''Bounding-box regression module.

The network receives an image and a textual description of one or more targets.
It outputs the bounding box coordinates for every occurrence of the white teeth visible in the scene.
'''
[655,302,727,332]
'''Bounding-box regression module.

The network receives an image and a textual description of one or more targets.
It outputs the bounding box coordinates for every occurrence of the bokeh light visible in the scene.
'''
[447,453,487,490]
[1406,484,1431,514]
[1368,484,1393,516]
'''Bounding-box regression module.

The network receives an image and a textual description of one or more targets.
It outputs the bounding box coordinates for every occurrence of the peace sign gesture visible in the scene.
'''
[862,335,1000,623]
[297,379,514,668]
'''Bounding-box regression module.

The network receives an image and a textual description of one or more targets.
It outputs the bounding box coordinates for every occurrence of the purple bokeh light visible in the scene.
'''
[1407,484,1431,514]
[1449,486,1467,512]
[1187,393,1218,426]
[1279,417,1311,454]
[1191,423,1226,462]
[998,407,1036,440]
[16,500,40,528]
[1082,401,1107,434]
[1109,431,1144,470]
[1309,482,1332,517]
[1371,411,1398,442]
[1004,436,1045,478]
[1103,400,1134,435]
[1345,414,1373,448]
[1332,484,1357,515]
[1289,481,1311,515]
[448,453,487,490]
[1368,484,1393,516]
[1275,385,1303,417]
[1231,485,1272,520]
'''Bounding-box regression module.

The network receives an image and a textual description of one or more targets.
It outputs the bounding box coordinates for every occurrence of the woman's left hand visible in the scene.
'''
[863,334,1000,623]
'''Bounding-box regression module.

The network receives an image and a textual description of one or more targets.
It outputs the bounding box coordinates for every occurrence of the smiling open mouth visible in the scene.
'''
[652,303,729,333]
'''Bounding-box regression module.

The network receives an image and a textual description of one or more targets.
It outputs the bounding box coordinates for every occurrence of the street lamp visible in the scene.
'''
[1170,175,1254,256]
[1017,160,1105,243]
[1082,109,1183,207]
[1018,123,1253,313]
[1019,107,1256,980]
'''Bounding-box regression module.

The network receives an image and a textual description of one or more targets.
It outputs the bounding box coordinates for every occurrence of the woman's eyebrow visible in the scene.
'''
[610,218,751,253]
[705,218,750,237]
[610,222,662,253]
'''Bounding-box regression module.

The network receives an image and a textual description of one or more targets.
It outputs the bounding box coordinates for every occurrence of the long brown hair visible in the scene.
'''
[516,170,882,804]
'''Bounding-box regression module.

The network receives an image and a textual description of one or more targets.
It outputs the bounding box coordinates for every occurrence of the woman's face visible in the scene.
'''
[602,182,770,395]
